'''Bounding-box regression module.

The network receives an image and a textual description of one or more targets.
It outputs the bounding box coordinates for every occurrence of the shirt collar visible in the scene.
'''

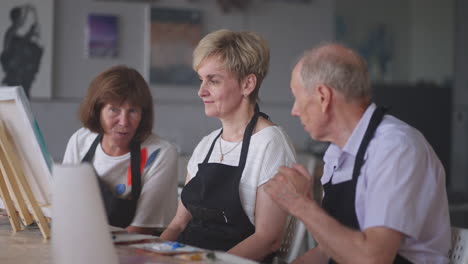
[322,103,376,184]
[341,103,376,157]
[324,103,376,158]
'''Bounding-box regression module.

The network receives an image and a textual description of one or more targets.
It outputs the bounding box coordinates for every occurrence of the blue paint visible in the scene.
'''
[164,241,185,250]
[145,148,160,168]
[115,184,126,195]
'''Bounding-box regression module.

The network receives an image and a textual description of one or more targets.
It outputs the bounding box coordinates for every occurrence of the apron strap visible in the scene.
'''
[129,141,142,200]
[202,103,266,169]
[351,107,387,181]
[255,103,269,120]
[237,106,261,170]
[82,134,102,163]
[81,135,142,200]
[203,131,222,164]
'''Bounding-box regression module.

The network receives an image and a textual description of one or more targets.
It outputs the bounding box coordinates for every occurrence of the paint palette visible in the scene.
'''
[130,241,204,254]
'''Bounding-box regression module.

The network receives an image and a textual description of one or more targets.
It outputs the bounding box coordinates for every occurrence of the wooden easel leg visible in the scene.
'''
[0,169,21,232]
[13,167,51,239]
[0,124,50,239]
[0,130,33,226]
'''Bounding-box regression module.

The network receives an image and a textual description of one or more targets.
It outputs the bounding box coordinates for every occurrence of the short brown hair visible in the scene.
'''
[193,29,270,104]
[79,65,154,143]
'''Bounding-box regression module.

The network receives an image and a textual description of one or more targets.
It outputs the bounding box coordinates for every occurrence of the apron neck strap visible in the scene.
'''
[255,103,269,120]
[82,134,102,163]
[203,131,222,164]
[203,104,263,167]
[237,105,260,169]
[82,135,142,200]
[351,106,387,181]
[129,141,142,200]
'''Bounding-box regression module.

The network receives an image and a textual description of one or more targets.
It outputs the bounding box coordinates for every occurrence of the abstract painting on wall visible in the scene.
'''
[86,13,119,59]
[149,7,202,86]
[0,0,54,98]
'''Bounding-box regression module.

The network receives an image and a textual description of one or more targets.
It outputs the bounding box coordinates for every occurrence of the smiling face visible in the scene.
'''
[100,101,142,154]
[197,56,245,119]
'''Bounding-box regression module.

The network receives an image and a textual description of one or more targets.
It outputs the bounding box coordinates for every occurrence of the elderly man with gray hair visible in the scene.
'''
[265,43,451,264]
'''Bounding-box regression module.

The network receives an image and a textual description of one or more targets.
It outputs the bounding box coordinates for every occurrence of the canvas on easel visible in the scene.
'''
[0,86,53,238]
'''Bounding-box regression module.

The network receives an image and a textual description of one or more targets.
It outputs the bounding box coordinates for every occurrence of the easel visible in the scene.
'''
[0,122,50,239]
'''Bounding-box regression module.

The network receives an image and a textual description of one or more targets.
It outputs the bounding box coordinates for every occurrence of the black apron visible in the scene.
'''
[81,135,142,228]
[178,106,266,252]
[322,107,412,264]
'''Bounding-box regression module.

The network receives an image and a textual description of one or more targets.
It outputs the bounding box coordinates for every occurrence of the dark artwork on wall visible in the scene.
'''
[0,4,43,98]
[149,8,201,86]
[0,0,53,99]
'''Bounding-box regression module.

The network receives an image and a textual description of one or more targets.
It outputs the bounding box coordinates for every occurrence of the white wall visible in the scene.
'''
[31,0,334,161]
[409,0,454,84]
[53,0,147,99]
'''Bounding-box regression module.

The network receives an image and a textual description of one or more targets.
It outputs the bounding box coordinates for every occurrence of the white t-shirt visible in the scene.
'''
[187,126,296,224]
[63,128,178,228]
[322,103,451,263]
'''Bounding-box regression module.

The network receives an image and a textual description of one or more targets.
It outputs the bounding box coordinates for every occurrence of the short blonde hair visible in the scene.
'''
[193,29,270,103]
[79,65,154,143]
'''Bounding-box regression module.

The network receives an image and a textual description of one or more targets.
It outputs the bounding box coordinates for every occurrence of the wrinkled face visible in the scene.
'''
[290,64,325,141]
[100,100,142,149]
[197,56,244,118]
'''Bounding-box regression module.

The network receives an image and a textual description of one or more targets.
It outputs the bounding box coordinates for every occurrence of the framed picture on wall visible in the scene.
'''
[86,13,119,59]
[149,7,202,86]
[0,0,54,99]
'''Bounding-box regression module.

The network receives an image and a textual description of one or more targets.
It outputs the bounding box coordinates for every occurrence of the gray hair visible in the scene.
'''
[300,43,371,101]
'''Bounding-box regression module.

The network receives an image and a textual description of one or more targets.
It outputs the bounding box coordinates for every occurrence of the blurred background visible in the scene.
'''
[1,0,466,226]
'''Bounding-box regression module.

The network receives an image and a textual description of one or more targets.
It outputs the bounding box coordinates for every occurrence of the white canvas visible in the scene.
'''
[0,86,53,217]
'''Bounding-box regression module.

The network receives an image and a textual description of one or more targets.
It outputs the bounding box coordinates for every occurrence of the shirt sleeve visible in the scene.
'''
[131,142,179,228]
[362,134,439,239]
[258,129,297,186]
[62,131,80,164]
[187,134,212,182]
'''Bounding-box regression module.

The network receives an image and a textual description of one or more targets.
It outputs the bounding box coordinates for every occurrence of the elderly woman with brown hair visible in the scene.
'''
[63,65,178,235]
[160,29,296,262]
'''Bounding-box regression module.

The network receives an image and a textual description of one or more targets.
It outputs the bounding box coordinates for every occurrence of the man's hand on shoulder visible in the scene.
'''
[264,163,314,214]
